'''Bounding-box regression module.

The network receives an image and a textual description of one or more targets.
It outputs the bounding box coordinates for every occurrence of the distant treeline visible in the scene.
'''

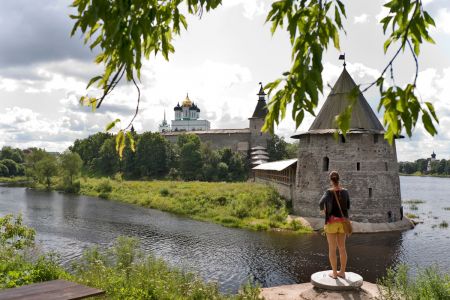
[70,132,250,182]
[399,158,450,175]
[0,132,297,184]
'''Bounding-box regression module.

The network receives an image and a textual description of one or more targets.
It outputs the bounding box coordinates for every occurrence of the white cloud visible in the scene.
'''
[222,0,268,20]
[354,14,369,24]
[434,8,450,35]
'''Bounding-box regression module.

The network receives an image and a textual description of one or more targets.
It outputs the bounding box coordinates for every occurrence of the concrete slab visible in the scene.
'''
[288,215,414,233]
[310,271,363,290]
[260,281,380,300]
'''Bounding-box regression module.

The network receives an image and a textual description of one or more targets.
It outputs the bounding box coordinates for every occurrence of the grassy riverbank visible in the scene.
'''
[80,178,312,233]
[0,176,312,233]
[0,215,260,299]
[400,172,450,178]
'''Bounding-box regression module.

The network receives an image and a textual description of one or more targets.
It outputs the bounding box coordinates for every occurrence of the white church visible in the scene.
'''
[159,94,210,132]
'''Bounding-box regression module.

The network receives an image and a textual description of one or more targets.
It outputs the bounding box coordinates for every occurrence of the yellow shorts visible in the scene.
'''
[324,222,345,234]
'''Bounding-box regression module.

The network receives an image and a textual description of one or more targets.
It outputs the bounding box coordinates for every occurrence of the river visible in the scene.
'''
[0,176,449,293]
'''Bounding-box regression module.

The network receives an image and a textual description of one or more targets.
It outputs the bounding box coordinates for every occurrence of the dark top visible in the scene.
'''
[319,188,350,224]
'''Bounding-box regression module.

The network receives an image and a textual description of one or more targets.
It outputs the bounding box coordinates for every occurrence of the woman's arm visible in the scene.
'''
[319,191,328,214]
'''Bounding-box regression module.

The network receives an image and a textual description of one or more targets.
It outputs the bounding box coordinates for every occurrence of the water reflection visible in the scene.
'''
[0,177,448,293]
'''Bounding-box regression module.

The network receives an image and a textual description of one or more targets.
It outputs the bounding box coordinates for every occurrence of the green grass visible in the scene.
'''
[402,199,426,204]
[0,218,260,299]
[405,213,418,219]
[377,264,450,299]
[409,204,419,211]
[439,221,448,228]
[0,176,29,184]
[79,178,312,234]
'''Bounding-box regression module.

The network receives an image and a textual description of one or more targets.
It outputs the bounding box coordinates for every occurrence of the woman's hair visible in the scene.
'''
[329,171,340,185]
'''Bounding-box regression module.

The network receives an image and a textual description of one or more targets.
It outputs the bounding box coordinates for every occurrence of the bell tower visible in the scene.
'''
[249,82,270,148]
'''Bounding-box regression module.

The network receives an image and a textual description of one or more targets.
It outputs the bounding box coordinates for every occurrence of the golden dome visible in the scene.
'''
[182,93,192,107]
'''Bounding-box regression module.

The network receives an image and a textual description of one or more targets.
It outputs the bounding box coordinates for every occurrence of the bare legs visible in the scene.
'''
[326,233,338,278]
[337,233,347,278]
[326,233,347,279]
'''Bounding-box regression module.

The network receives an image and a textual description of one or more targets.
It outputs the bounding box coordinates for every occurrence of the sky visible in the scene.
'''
[0,0,449,161]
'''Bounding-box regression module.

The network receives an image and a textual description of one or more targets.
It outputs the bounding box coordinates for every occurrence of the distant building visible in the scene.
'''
[426,151,437,172]
[169,94,210,132]
[160,84,270,152]
[158,111,171,132]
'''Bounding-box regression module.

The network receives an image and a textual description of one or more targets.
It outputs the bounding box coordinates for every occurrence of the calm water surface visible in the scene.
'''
[0,176,448,293]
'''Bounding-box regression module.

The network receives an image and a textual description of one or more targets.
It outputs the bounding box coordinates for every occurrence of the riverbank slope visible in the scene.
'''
[0,177,312,234]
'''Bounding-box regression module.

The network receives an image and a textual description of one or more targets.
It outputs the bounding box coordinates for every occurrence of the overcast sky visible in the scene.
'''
[0,0,449,161]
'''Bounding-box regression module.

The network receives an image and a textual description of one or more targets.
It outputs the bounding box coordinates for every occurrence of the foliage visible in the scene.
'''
[377,264,450,300]
[0,215,64,289]
[267,134,289,161]
[59,151,83,186]
[35,155,59,189]
[405,213,418,219]
[0,215,35,250]
[0,159,20,177]
[95,138,121,176]
[0,146,24,164]
[80,178,311,233]
[71,0,439,153]
[178,134,203,181]
[399,158,450,176]
[0,220,260,298]
[70,237,260,300]
[136,132,171,178]
[0,164,9,177]
[70,132,111,174]
[96,178,113,199]
[402,199,425,204]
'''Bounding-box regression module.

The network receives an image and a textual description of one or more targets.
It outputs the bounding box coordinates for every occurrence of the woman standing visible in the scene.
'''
[319,171,350,279]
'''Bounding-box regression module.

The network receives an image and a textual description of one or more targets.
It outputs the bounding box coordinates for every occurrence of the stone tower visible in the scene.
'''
[249,83,270,148]
[292,67,402,223]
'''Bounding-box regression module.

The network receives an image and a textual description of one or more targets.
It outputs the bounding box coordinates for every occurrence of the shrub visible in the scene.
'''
[0,159,18,176]
[409,204,419,211]
[231,202,250,219]
[96,179,113,194]
[159,188,170,197]
[405,213,418,219]
[377,264,450,300]
[439,221,448,228]
[215,196,228,206]
[0,163,9,176]
[64,180,81,194]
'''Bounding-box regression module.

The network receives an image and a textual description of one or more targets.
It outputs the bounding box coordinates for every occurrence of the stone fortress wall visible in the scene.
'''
[162,130,253,152]
[293,133,402,223]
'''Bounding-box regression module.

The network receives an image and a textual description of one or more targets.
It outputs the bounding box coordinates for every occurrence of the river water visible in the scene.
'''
[0,176,449,293]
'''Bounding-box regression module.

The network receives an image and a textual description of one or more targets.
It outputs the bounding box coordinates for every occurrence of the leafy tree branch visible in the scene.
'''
[71,0,439,152]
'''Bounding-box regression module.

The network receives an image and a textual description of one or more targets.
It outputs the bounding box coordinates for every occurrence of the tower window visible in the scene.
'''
[374,135,379,144]
[369,188,373,198]
[385,162,388,171]
[340,135,346,143]
[323,157,329,172]
[357,162,360,171]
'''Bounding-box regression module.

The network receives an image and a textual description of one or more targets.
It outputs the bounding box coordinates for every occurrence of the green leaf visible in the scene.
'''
[126,131,136,152]
[424,102,439,123]
[105,119,121,131]
[86,76,103,89]
[422,111,438,136]
[115,130,125,158]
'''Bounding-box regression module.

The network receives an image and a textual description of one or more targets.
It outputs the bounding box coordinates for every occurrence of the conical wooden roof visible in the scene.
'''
[308,67,384,132]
